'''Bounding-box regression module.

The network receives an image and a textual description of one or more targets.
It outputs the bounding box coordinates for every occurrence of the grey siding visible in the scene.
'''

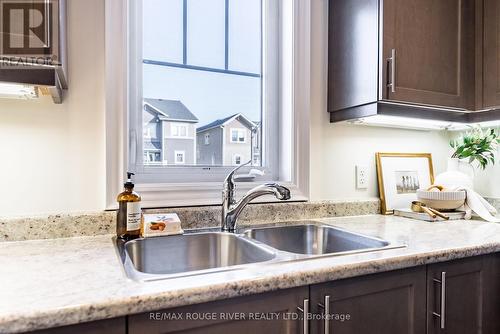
[164,138,195,164]
[196,127,223,165]
[162,121,196,164]
[223,118,252,165]
[164,121,197,138]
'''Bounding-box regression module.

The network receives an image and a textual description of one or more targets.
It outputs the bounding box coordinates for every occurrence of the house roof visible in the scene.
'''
[196,113,256,133]
[144,99,199,123]
[144,140,161,150]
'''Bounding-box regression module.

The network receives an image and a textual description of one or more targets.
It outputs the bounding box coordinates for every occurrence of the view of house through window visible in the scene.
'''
[142,0,263,167]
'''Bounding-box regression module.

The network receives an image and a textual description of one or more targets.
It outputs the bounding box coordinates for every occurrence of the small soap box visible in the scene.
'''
[141,213,184,238]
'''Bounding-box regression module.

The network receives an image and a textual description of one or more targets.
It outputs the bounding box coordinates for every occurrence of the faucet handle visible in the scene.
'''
[223,160,252,188]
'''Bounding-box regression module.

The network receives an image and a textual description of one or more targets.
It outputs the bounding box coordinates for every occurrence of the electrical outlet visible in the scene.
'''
[356,165,368,189]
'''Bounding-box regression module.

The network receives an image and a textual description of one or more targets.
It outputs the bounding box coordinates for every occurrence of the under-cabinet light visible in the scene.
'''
[446,120,500,131]
[347,115,458,131]
[0,83,38,100]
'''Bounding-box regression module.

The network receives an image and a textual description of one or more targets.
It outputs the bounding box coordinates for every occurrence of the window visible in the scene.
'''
[233,154,242,165]
[174,151,185,164]
[106,0,310,207]
[137,0,264,171]
[230,128,246,143]
[171,123,188,138]
[144,150,161,163]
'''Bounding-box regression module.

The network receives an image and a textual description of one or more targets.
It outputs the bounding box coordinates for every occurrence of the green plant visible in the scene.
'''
[450,126,500,170]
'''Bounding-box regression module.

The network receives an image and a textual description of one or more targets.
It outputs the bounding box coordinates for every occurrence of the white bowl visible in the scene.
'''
[416,189,466,210]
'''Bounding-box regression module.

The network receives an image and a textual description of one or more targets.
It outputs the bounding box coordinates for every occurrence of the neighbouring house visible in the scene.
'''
[143,98,198,165]
[251,121,261,166]
[196,113,260,166]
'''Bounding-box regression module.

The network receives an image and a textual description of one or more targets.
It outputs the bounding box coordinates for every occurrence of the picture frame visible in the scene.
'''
[376,153,435,215]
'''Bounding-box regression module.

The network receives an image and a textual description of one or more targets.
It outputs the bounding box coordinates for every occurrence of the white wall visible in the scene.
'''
[474,165,500,198]
[0,0,106,217]
[309,0,452,201]
[448,131,500,198]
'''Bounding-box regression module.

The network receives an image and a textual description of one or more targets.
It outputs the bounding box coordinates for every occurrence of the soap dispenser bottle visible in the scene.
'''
[116,172,142,240]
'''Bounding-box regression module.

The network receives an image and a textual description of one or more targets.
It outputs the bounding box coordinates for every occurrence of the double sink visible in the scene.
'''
[116,222,402,281]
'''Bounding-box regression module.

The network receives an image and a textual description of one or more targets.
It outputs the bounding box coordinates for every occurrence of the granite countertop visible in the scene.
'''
[1,215,500,333]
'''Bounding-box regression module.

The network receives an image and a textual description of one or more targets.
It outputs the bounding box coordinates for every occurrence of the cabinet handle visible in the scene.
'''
[297,298,309,334]
[318,295,331,334]
[387,48,396,93]
[44,0,51,48]
[432,271,446,329]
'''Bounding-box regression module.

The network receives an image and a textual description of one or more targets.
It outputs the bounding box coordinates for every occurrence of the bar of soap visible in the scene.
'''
[141,213,184,238]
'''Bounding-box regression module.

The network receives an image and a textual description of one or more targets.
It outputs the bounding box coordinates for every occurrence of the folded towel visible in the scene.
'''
[449,186,500,223]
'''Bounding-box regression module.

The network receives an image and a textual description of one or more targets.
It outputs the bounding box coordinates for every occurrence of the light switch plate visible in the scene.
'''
[356,165,368,189]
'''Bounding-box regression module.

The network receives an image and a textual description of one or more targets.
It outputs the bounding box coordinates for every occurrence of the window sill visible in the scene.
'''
[106,181,308,210]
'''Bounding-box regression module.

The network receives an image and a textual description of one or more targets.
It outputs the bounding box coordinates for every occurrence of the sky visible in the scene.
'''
[142,0,262,127]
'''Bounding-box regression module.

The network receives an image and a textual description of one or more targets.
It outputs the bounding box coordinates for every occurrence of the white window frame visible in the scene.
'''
[174,150,185,164]
[144,150,161,164]
[105,0,310,209]
[233,154,242,165]
[204,133,210,145]
[230,128,246,143]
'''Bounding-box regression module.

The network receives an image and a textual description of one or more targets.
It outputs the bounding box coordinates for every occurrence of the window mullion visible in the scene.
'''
[225,0,229,70]
[183,0,188,65]
[129,0,144,174]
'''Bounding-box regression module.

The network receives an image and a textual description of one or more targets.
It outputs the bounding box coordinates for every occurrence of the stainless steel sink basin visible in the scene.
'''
[115,222,402,281]
[123,232,275,276]
[243,224,390,255]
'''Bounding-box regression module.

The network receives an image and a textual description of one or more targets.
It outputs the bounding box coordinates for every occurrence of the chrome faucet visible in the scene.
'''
[221,161,291,232]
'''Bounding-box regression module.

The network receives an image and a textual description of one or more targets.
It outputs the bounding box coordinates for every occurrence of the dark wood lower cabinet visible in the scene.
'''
[27,317,125,334]
[128,287,308,334]
[310,266,426,334]
[427,254,500,334]
[24,253,500,334]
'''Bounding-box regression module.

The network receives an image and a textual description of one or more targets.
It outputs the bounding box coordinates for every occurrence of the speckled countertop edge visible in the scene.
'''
[1,214,499,333]
[486,197,500,212]
[9,243,498,327]
[0,199,380,242]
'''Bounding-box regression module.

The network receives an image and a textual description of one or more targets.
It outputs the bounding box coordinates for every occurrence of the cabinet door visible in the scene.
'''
[327,0,379,112]
[427,254,500,334]
[28,317,126,334]
[383,0,475,109]
[483,0,500,108]
[310,266,426,334]
[128,287,309,334]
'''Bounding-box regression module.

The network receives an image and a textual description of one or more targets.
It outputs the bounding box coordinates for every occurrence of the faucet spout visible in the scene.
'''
[222,182,291,232]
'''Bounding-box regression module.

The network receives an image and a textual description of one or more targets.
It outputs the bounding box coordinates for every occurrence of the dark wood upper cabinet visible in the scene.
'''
[328,0,500,123]
[483,0,500,108]
[328,0,379,112]
[383,0,476,110]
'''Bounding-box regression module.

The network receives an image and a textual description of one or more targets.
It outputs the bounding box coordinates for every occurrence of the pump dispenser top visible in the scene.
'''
[124,172,135,188]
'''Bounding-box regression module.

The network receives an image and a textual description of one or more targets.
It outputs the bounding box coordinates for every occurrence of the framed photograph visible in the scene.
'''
[376,153,435,214]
